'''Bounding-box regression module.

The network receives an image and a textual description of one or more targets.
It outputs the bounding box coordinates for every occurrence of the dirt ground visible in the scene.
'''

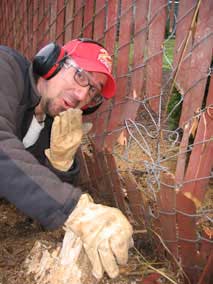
[0,199,172,284]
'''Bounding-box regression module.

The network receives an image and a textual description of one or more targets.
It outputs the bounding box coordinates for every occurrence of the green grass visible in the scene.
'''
[167,88,182,130]
[163,38,175,70]
[114,38,175,71]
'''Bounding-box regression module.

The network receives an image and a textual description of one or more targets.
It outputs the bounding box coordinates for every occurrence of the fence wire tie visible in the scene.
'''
[199,235,213,243]
[178,237,199,243]
[159,209,213,219]
[176,209,213,218]
[159,209,176,215]
[160,181,178,189]
[181,175,213,186]
[159,138,213,163]
[163,239,178,243]
[179,233,213,244]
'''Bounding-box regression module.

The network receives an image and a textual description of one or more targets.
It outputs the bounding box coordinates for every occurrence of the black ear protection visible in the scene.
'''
[32,42,67,80]
[32,38,106,114]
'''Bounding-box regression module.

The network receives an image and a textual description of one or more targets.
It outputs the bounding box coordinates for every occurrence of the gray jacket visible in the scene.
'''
[0,46,82,229]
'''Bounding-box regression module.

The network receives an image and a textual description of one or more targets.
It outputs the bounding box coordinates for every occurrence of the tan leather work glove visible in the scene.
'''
[45,108,83,171]
[65,194,133,279]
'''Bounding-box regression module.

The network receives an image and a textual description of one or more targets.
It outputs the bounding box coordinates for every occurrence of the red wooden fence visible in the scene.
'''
[0,1,212,283]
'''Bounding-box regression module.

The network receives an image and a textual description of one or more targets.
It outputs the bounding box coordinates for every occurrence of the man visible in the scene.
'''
[0,38,133,279]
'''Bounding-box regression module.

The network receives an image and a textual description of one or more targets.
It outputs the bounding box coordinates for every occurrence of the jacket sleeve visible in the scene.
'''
[0,50,82,230]
[45,156,80,185]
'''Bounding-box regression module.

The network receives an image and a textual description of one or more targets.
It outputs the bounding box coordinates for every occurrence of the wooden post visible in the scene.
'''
[24,231,99,284]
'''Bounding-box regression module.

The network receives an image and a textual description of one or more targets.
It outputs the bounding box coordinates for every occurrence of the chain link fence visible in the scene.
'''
[0,0,212,283]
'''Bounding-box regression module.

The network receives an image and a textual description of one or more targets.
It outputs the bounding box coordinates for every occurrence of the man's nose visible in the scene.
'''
[75,86,89,101]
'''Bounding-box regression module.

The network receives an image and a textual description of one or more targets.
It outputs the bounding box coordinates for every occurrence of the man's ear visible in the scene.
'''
[36,76,49,96]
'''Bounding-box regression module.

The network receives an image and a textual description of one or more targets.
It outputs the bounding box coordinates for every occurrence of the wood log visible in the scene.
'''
[24,231,99,284]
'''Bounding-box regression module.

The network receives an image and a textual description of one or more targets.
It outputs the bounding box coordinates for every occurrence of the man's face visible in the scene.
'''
[37,62,108,117]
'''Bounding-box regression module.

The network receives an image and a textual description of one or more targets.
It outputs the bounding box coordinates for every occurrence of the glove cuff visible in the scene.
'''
[64,193,93,230]
[45,148,74,171]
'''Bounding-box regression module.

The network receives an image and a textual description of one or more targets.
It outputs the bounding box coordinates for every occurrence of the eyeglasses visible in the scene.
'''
[63,58,104,107]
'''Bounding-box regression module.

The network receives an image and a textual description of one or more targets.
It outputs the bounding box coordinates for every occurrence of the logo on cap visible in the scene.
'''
[98,49,112,73]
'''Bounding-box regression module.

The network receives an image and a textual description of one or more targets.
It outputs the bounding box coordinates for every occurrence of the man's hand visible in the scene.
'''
[45,109,83,171]
[65,194,133,279]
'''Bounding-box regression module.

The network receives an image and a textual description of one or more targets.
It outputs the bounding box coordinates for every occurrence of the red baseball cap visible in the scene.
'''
[63,39,116,99]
